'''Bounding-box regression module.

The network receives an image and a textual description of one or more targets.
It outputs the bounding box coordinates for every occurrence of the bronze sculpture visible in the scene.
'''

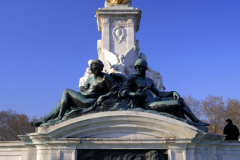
[105,0,132,7]
[78,149,164,160]
[109,0,128,5]
[32,59,208,127]
[119,59,208,126]
[32,60,114,127]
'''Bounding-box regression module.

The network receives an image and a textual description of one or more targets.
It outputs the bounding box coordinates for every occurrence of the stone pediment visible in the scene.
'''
[37,111,201,139]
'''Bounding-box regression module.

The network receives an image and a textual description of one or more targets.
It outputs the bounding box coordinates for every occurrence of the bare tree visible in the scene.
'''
[225,98,240,128]
[183,95,240,135]
[0,110,38,141]
[183,95,202,120]
[201,95,226,134]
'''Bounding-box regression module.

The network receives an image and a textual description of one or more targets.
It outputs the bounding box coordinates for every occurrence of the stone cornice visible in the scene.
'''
[96,8,142,32]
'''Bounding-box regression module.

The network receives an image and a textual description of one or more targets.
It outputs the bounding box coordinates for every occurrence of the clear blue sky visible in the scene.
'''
[0,0,240,118]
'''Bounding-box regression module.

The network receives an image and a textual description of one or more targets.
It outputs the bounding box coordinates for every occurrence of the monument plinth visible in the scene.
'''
[96,6,141,74]
[18,111,225,160]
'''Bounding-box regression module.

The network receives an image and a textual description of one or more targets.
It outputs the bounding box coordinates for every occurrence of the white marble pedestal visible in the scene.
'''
[1,111,239,160]
[96,5,141,73]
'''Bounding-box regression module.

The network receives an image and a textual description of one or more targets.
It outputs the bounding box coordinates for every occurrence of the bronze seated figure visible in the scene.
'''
[32,60,115,127]
[118,59,208,126]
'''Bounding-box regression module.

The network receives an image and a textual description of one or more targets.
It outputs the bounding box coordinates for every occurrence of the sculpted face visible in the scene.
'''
[90,64,102,76]
[135,65,147,76]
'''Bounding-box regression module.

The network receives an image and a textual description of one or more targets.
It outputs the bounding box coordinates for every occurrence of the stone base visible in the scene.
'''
[0,111,239,160]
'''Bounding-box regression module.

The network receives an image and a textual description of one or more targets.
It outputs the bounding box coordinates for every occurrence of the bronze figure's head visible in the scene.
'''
[90,59,104,74]
[134,59,148,69]
[134,59,148,75]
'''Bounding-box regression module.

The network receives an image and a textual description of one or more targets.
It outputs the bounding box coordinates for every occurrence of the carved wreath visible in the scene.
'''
[112,25,125,43]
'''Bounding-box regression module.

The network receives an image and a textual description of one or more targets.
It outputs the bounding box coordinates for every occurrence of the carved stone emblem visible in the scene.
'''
[112,24,125,43]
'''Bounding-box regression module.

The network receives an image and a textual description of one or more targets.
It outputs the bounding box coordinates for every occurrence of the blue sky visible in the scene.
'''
[0,0,240,118]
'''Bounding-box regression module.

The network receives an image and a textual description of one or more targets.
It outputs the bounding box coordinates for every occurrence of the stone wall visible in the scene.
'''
[0,111,239,160]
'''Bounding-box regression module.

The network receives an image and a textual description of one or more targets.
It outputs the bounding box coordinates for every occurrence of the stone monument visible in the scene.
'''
[80,1,165,92]
[1,1,240,160]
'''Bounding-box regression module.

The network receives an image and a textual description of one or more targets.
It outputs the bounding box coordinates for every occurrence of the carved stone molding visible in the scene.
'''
[101,17,110,24]
[113,19,126,25]
[96,8,142,32]
[127,18,134,24]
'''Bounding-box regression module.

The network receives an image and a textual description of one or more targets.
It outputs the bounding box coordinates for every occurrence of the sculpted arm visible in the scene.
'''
[79,78,100,98]
[95,74,115,106]
[150,80,180,100]
[150,79,162,97]
[79,78,90,91]
[105,74,114,90]
[119,75,142,98]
